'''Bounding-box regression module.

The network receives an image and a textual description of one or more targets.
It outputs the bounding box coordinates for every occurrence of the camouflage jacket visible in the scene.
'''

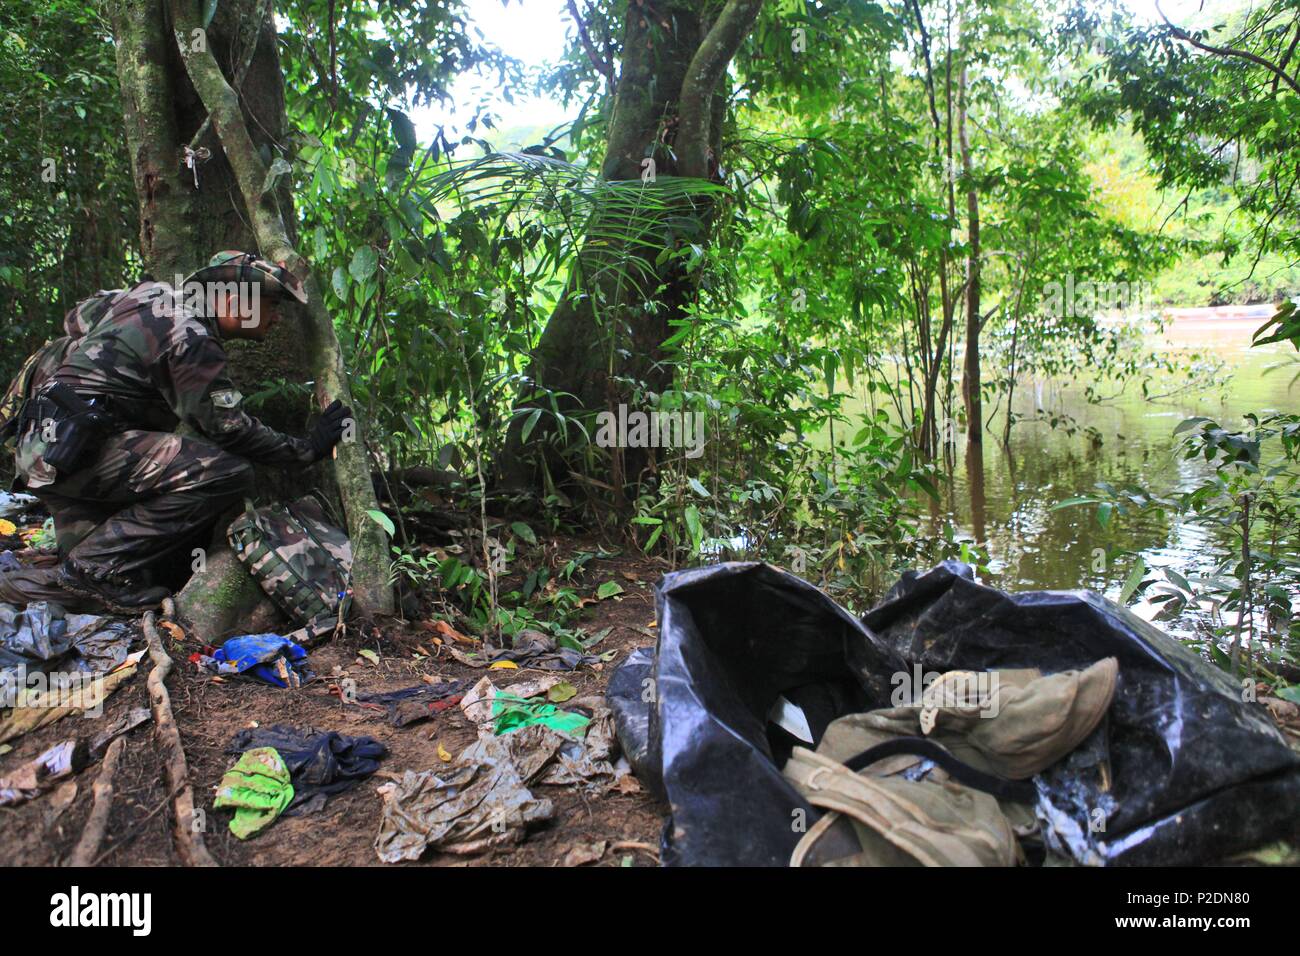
[15,281,313,487]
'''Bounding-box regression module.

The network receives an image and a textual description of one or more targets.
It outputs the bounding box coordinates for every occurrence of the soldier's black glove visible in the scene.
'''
[308,400,352,461]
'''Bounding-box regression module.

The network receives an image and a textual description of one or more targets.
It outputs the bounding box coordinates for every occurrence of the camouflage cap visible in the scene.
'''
[187,251,309,304]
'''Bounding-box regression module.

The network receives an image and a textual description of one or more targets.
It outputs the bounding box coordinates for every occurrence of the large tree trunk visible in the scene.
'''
[112,0,310,464]
[110,0,393,623]
[497,0,763,496]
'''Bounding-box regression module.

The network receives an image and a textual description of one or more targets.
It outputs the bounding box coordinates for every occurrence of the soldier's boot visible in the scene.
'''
[58,557,170,614]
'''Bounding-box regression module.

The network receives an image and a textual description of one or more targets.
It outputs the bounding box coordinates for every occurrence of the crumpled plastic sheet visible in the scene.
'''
[607,646,657,795]
[607,560,1300,866]
[373,704,626,862]
[374,734,555,862]
[1,601,136,695]
[0,655,142,746]
[0,566,99,609]
[0,492,39,519]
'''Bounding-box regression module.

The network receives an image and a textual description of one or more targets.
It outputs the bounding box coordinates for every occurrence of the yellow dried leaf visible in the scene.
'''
[489,660,518,670]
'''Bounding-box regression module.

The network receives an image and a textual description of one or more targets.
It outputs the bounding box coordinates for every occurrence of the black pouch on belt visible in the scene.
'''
[34,382,115,475]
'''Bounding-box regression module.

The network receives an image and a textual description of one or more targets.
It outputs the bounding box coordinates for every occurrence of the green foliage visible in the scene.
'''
[5,0,1297,641]
[1075,0,1300,329]
[1057,412,1300,682]
[0,1,137,384]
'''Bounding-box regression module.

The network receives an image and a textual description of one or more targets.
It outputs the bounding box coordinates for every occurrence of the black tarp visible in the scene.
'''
[607,560,1300,866]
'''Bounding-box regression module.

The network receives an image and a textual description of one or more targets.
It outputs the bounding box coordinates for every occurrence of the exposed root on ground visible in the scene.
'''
[144,606,217,867]
[67,736,125,867]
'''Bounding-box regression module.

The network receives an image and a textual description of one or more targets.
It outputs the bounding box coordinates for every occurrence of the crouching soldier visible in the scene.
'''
[4,251,351,612]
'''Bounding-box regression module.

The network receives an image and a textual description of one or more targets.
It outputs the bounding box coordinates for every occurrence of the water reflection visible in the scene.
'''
[966,440,986,545]
[935,315,1294,599]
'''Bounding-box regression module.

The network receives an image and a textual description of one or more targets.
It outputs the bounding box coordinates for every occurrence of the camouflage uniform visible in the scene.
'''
[12,279,314,581]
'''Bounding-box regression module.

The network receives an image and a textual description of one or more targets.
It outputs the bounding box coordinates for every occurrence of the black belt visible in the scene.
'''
[844,736,1038,803]
[18,388,115,426]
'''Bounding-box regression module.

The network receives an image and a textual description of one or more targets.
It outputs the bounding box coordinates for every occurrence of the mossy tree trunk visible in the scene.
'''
[112,0,310,472]
[497,0,763,495]
[110,0,393,622]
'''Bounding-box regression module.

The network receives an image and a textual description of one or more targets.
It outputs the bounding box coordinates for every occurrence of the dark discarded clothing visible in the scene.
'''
[607,560,1300,867]
[355,680,465,727]
[10,281,314,579]
[228,724,386,814]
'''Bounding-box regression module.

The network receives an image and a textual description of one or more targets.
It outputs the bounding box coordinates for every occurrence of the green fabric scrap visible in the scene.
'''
[213,746,294,839]
[492,693,590,738]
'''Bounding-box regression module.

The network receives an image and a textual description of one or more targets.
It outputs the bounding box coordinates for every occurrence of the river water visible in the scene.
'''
[927,310,1295,610]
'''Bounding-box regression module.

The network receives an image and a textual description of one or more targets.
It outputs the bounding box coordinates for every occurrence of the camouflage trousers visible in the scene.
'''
[33,429,254,579]
[0,565,101,611]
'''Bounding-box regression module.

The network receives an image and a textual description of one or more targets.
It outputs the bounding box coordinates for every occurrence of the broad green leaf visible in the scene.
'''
[365,509,395,537]
[349,245,378,282]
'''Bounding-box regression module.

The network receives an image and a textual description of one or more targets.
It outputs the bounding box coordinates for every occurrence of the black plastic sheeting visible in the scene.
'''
[607,560,1300,866]
[607,646,657,795]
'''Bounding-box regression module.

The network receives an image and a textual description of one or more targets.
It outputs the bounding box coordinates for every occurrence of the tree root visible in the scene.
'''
[143,610,217,867]
[67,736,125,867]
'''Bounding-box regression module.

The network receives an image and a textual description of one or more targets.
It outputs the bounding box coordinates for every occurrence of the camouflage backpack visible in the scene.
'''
[1,288,128,448]
[228,497,353,634]
[1,339,70,449]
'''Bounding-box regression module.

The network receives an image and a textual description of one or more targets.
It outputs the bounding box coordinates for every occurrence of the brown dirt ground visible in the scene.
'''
[0,540,666,868]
